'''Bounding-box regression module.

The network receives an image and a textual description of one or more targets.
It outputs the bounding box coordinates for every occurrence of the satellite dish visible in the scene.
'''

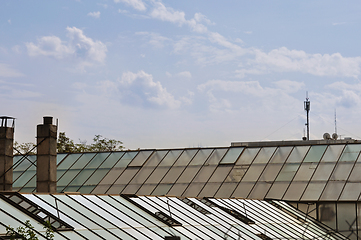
[323,133,331,140]
[332,133,338,140]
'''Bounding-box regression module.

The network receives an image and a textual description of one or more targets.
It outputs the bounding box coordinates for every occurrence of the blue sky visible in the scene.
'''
[1,0,361,149]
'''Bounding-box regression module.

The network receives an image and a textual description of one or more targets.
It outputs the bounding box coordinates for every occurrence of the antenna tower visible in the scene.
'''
[304,92,310,140]
[334,109,337,134]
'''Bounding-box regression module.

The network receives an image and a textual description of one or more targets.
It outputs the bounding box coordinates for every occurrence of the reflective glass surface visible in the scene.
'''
[320,145,344,162]
[303,145,327,163]
[252,147,276,163]
[173,149,198,166]
[269,147,293,163]
[339,144,361,162]
[128,150,153,167]
[189,149,213,166]
[205,148,227,165]
[219,147,244,164]
[235,148,260,165]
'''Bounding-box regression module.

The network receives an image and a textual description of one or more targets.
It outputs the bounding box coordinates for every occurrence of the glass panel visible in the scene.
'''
[303,145,326,163]
[340,183,361,201]
[320,145,344,162]
[113,168,140,185]
[56,153,67,164]
[189,149,213,166]
[275,163,300,181]
[258,164,283,181]
[266,182,290,199]
[248,182,272,199]
[182,183,205,197]
[176,166,201,183]
[145,167,170,184]
[86,152,110,168]
[293,163,317,181]
[205,148,228,165]
[252,147,276,163]
[319,181,345,200]
[128,150,153,167]
[220,147,244,164]
[13,170,35,187]
[151,183,172,195]
[167,183,189,196]
[286,146,309,163]
[14,155,36,171]
[77,185,96,194]
[84,169,112,185]
[122,184,142,194]
[214,183,237,198]
[269,147,293,163]
[143,150,168,166]
[161,167,185,183]
[198,182,221,198]
[337,203,357,233]
[100,152,125,168]
[173,149,198,166]
[136,184,157,195]
[70,153,96,169]
[192,166,217,182]
[236,148,260,165]
[57,170,79,186]
[113,151,138,168]
[158,150,182,166]
[347,163,361,182]
[106,184,126,194]
[225,165,249,182]
[311,162,336,181]
[208,165,233,182]
[68,169,94,186]
[318,203,336,229]
[329,162,354,181]
[231,182,254,198]
[97,168,125,185]
[283,182,308,201]
[301,182,327,201]
[241,164,266,182]
[339,144,361,162]
[128,167,154,184]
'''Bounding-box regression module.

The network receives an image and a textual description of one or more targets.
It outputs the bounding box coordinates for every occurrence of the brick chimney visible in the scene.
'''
[0,116,15,191]
[36,116,57,193]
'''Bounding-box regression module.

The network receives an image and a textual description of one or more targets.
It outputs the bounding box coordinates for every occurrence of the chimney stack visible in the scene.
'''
[37,116,57,193]
[0,116,15,191]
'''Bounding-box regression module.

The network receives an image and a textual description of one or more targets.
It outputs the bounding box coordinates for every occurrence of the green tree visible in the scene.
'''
[6,220,54,240]
[13,141,36,155]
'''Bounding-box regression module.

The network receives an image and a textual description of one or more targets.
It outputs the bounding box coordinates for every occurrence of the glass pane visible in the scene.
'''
[220,147,244,164]
[151,183,172,195]
[248,182,272,199]
[208,165,233,182]
[318,203,336,229]
[337,203,356,232]
[339,183,361,201]
[167,183,188,196]
[231,182,254,198]
[113,151,138,168]
[100,152,125,168]
[348,163,361,182]
[86,152,110,168]
[56,153,67,164]
[283,182,307,201]
[122,184,142,194]
[129,167,154,184]
[225,165,249,182]
[13,170,35,188]
[14,155,36,171]
[128,150,153,167]
[176,166,201,183]
[320,145,344,162]
[57,170,79,186]
[84,169,112,185]
[311,162,336,181]
[329,162,354,181]
[182,183,205,197]
[339,144,361,162]
[143,150,168,166]
[161,167,185,183]
[158,150,183,166]
[113,168,140,185]
[252,147,276,164]
[173,149,198,166]
[275,163,300,181]
[293,163,317,181]
[70,153,96,169]
[236,148,260,165]
[205,148,228,165]
[214,183,237,198]
[301,182,327,201]
[68,169,95,186]
[97,168,125,186]
[145,167,169,184]
[303,145,327,163]
[286,146,309,163]
[241,164,266,182]
[192,166,217,182]
[266,182,290,199]
[258,164,283,182]
[320,181,345,200]
[189,149,213,166]
[198,182,221,198]
[136,184,157,195]
[269,147,293,163]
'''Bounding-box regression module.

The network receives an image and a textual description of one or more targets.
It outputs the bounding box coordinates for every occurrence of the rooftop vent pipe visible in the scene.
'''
[0,116,15,191]
[36,116,57,193]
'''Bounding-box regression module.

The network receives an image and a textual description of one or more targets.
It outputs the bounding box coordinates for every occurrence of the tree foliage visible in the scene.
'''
[6,220,54,240]
[57,132,123,153]
[13,141,36,155]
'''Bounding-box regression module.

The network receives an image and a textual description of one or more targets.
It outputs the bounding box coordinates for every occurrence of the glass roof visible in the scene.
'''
[0,193,346,240]
[11,143,361,202]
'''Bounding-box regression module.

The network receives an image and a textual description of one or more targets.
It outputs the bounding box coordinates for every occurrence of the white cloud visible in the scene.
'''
[136,32,171,48]
[26,27,107,67]
[115,0,146,11]
[87,11,101,18]
[11,45,21,54]
[177,71,192,79]
[273,80,305,93]
[0,63,25,78]
[119,70,181,109]
[8,19,11,24]
[236,47,361,78]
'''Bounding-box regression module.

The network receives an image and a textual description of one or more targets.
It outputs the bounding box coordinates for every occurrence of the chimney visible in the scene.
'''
[0,116,15,191]
[36,116,57,193]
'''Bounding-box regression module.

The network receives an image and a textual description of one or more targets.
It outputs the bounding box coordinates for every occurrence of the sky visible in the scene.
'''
[1,0,361,149]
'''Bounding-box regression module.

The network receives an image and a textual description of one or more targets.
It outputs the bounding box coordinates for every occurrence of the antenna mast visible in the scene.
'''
[304,92,310,140]
[334,109,337,134]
